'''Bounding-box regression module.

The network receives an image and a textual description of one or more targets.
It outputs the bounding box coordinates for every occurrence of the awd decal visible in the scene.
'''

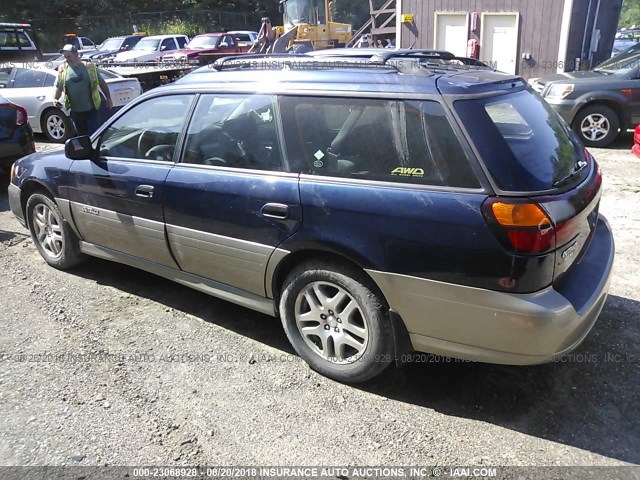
[391,167,425,177]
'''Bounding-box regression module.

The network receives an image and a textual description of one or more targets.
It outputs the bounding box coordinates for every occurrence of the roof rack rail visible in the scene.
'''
[208,54,409,73]
[213,53,309,67]
[370,49,456,64]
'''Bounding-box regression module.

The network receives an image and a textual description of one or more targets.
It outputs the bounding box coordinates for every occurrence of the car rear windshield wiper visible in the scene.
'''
[553,159,588,187]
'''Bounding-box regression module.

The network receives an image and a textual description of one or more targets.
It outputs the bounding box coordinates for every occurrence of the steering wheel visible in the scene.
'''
[138,127,173,159]
[203,157,228,167]
[144,144,175,162]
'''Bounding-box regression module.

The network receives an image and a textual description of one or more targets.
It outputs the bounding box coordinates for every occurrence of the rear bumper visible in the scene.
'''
[367,215,615,365]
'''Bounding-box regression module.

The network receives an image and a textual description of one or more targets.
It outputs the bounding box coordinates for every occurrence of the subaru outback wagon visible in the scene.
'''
[8,53,614,383]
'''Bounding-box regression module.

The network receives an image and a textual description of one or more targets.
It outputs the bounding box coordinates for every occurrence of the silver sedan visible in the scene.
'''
[0,65,142,142]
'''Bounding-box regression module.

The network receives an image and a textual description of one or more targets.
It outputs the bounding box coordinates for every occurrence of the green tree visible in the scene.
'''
[620,0,640,28]
[332,0,370,28]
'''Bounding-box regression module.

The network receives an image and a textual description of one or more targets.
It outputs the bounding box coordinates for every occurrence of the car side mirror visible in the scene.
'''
[65,136,95,160]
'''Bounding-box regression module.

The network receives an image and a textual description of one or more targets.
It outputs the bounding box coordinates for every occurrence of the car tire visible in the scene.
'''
[26,193,85,269]
[41,108,73,143]
[279,260,393,383]
[572,104,620,148]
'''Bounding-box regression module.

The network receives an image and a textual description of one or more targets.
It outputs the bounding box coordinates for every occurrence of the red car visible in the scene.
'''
[162,33,240,62]
[633,125,640,157]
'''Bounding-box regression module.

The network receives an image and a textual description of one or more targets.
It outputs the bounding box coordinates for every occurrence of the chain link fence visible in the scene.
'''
[26,8,267,52]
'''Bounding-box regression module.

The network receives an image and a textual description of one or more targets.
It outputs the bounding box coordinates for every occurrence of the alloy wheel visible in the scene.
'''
[294,281,369,364]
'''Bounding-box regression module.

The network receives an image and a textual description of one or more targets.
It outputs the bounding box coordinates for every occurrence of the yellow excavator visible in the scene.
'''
[250,0,353,54]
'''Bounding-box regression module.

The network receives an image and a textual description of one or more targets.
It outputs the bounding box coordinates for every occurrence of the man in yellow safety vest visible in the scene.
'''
[53,44,113,137]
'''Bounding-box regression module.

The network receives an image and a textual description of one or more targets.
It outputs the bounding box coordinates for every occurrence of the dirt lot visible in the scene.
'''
[0,135,638,469]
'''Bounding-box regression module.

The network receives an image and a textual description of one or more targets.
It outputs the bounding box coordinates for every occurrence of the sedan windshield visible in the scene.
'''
[99,38,122,51]
[133,39,160,51]
[186,36,220,49]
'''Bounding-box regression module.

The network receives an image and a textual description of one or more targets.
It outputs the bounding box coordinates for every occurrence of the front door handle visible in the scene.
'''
[135,185,154,198]
[261,203,289,219]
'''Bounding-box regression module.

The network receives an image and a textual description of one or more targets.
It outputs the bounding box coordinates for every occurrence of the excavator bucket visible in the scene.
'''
[268,25,299,53]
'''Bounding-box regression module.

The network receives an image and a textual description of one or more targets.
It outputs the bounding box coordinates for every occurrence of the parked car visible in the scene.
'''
[228,30,258,52]
[611,29,640,57]
[112,35,189,63]
[530,48,640,147]
[62,33,97,55]
[0,22,42,62]
[8,53,614,383]
[0,95,35,171]
[0,65,142,142]
[84,34,146,62]
[162,33,241,62]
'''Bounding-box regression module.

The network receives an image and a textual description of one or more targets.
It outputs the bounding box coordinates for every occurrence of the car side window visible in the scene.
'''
[44,73,56,87]
[99,94,195,162]
[279,96,480,188]
[12,69,48,88]
[177,37,188,48]
[181,94,283,171]
[161,38,177,51]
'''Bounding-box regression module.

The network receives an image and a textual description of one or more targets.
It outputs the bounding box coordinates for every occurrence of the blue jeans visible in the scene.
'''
[70,108,99,137]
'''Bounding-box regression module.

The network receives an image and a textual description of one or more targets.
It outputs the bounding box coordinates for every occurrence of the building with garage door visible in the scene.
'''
[368,0,623,79]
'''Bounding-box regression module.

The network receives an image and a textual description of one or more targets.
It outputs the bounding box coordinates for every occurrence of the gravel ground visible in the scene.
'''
[0,134,638,469]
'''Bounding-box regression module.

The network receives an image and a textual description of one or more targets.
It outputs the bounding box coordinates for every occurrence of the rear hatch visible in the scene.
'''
[453,88,602,282]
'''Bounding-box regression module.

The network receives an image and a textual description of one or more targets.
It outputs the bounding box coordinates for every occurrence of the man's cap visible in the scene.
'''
[59,44,79,54]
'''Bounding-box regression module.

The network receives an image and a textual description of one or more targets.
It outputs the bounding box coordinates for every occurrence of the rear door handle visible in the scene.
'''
[135,185,154,198]
[261,203,289,219]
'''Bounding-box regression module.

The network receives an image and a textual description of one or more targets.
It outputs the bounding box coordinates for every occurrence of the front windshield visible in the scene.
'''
[133,39,160,51]
[595,48,640,74]
[186,36,220,49]
[284,0,311,24]
[99,38,122,51]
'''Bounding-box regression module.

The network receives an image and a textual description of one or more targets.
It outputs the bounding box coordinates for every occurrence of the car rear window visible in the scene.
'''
[454,90,587,192]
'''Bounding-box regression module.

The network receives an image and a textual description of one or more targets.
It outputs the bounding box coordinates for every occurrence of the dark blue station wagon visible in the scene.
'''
[8,54,615,382]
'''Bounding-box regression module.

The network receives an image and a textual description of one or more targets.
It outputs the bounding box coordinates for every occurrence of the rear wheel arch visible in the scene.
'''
[270,249,388,312]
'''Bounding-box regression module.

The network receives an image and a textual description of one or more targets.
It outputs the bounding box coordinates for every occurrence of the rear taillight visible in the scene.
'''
[1,102,28,126]
[15,105,28,126]
[483,199,555,254]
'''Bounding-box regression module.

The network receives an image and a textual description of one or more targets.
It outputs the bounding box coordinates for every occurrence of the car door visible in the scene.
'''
[67,93,196,268]
[163,93,302,297]
[2,68,52,130]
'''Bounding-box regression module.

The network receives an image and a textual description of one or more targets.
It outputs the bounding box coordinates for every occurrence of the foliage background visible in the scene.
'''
[619,0,640,27]
[0,0,376,52]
